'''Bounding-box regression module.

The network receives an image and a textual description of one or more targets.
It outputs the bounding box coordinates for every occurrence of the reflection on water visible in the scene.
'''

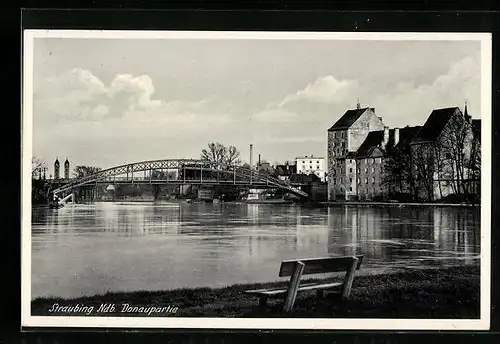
[31,202,480,299]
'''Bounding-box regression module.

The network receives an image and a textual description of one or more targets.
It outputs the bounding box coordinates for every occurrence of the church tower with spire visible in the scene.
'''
[64,158,70,180]
[464,101,471,123]
[54,158,60,180]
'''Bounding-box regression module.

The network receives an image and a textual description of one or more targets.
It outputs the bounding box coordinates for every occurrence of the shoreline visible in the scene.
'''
[319,201,480,208]
[31,265,479,318]
[33,200,480,208]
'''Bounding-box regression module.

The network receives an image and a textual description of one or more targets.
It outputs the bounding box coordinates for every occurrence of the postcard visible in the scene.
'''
[22,30,491,330]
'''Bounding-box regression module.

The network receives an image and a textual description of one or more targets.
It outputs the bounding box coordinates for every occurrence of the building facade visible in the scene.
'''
[327,104,480,202]
[409,106,480,201]
[327,106,385,200]
[295,155,326,182]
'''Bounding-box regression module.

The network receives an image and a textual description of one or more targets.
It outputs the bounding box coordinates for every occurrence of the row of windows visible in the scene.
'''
[337,187,384,193]
[331,141,346,148]
[331,148,347,156]
[336,186,383,193]
[332,177,377,185]
[302,165,321,170]
[301,160,321,164]
[331,157,382,165]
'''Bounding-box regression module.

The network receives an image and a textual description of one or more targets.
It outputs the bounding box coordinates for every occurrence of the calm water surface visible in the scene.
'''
[31,202,480,299]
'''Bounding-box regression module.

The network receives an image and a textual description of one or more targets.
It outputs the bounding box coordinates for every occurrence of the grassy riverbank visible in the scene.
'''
[32,265,479,318]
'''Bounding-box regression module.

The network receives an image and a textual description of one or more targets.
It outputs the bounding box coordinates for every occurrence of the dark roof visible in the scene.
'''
[472,119,481,139]
[389,126,422,148]
[411,107,460,143]
[328,107,372,131]
[352,125,422,159]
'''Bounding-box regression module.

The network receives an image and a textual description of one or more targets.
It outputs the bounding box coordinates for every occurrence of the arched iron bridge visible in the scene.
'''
[51,158,309,199]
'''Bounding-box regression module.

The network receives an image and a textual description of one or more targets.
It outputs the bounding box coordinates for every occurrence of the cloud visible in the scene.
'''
[252,53,481,129]
[34,68,235,125]
[279,75,358,106]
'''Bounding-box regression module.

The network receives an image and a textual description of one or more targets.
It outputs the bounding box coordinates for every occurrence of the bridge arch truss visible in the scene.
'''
[52,159,308,199]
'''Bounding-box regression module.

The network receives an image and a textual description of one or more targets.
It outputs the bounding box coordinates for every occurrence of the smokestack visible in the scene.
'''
[394,128,400,146]
[249,144,253,169]
[258,154,261,166]
[382,126,389,149]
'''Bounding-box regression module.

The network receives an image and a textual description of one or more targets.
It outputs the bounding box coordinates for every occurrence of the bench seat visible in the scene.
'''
[245,281,343,296]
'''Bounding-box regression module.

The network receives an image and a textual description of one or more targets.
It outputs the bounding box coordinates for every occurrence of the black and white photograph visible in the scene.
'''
[22,30,491,330]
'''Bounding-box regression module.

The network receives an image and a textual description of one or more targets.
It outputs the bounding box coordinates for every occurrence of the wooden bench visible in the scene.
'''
[245,255,364,312]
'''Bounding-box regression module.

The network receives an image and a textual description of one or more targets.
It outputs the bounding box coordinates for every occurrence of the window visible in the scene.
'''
[370,158,374,164]
[332,142,335,147]
[317,165,320,170]
[364,167,368,173]
[349,187,353,192]
[349,168,353,173]
[366,123,369,128]
[371,167,375,173]
[357,169,360,174]
[365,178,368,184]
[357,178,360,184]
[309,160,312,164]
[376,158,381,164]
[349,177,352,183]
[372,177,375,184]
[317,161,320,164]
[302,161,305,164]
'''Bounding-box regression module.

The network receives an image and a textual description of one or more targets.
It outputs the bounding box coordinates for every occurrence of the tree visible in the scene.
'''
[438,115,471,196]
[201,142,241,166]
[74,165,102,178]
[382,143,414,198]
[468,130,481,200]
[411,143,436,201]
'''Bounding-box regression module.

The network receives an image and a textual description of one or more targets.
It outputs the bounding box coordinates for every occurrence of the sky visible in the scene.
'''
[30,36,483,176]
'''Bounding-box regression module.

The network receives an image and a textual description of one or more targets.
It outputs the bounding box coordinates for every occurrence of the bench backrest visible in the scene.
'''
[278,255,364,277]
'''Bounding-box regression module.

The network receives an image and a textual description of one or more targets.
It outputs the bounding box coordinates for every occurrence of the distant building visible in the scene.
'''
[275,161,296,181]
[295,155,326,182]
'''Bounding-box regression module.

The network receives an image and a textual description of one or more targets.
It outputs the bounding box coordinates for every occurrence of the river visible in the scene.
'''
[30,202,480,299]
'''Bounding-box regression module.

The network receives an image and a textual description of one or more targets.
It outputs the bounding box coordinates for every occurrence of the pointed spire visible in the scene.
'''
[464,100,469,117]
[356,97,361,109]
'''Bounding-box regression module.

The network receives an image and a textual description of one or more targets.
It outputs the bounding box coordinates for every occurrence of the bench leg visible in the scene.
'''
[282,261,305,312]
[259,295,268,308]
[341,257,359,299]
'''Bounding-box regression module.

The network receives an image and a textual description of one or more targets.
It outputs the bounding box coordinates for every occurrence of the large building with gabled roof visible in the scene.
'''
[409,105,480,201]
[327,103,478,201]
[327,104,385,200]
